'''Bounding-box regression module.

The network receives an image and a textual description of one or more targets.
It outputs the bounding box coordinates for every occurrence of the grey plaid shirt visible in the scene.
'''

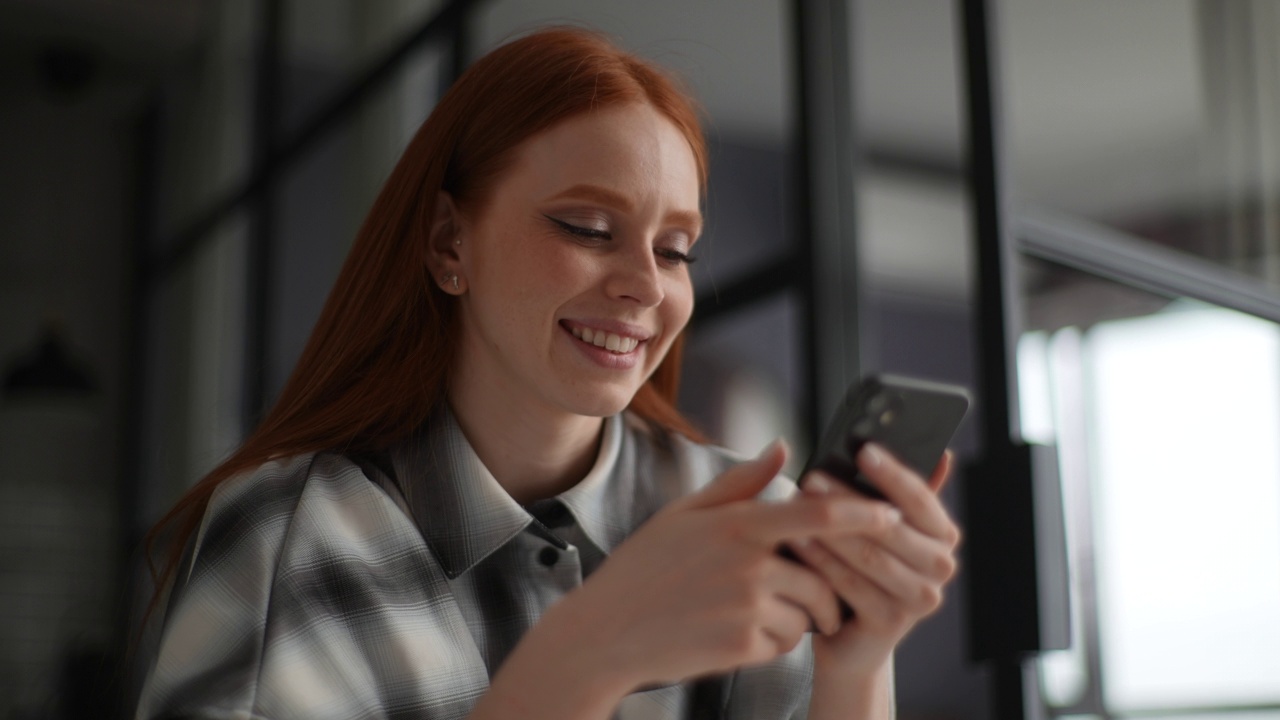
[136,409,813,720]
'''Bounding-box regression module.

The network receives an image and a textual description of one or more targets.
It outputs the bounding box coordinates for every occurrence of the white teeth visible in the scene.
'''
[570,326,640,354]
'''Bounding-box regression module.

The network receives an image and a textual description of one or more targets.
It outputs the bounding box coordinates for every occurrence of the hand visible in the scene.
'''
[534,441,899,694]
[786,444,961,676]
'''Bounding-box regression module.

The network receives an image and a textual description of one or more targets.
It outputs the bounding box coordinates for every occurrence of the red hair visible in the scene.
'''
[144,27,708,611]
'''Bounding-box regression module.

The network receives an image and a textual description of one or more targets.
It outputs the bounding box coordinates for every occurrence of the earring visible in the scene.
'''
[441,273,460,292]
[454,238,462,246]
[452,275,460,291]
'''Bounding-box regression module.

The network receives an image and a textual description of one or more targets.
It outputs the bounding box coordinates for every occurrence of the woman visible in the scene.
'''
[137,27,960,720]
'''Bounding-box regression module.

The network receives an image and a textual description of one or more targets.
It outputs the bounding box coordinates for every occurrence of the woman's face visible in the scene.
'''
[451,102,701,420]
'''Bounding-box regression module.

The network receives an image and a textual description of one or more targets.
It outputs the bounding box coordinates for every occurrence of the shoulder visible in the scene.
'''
[182,450,424,603]
[621,412,798,503]
[196,453,382,554]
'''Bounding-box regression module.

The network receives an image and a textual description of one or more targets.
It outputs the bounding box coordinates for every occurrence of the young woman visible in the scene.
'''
[137,27,960,720]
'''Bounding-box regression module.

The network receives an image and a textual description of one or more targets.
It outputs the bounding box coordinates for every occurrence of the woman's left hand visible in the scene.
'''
[785,443,961,676]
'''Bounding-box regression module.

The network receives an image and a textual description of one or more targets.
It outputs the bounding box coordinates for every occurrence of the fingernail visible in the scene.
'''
[805,474,833,494]
[860,443,883,467]
[758,438,786,460]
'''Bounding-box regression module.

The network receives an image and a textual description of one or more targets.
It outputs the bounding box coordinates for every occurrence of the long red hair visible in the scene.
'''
[145,27,709,608]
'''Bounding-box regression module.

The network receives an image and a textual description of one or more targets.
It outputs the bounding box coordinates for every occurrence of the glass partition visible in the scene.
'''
[271,42,444,401]
[281,0,446,138]
[1000,0,1280,292]
[1020,258,1280,717]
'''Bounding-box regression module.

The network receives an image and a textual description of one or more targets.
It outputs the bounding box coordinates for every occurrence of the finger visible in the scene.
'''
[809,534,946,617]
[789,537,934,629]
[866,522,958,582]
[756,598,812,659]
[801,475,956,580]
[674,439,789,512]
[736,492,900,548]
[858,444,959,545]
[928,450,954,494]
[765,555,842,636]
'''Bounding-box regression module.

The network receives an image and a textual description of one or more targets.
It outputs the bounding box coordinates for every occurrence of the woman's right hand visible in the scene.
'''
[533,441,901,693]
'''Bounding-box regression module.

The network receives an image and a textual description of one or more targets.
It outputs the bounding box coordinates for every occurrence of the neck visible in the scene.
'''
[447,379,605,507]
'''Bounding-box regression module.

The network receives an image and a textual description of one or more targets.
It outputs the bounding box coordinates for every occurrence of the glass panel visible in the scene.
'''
[271,44,443,402]
[1000,0,1280,291]
[143,213,249,522]
[153,0,254,245]
[1090,301,1280,710]
[281,0,446,138]
[681,290,805,472]
[1025,258,1280,713]
[476,0,796,286]
[1118,714,1280,720]
[1126,707,1280,712]
[1021,329,1090,710]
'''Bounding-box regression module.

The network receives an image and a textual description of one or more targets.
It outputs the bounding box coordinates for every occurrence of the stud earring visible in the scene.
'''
[454,238,462,246]
[441,273,459,292]
[452,275,460,291]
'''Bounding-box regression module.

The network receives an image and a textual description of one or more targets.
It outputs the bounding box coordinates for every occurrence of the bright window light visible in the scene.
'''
[1087,302,1280,710]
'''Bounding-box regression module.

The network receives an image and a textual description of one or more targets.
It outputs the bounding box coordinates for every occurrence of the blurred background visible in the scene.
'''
[1,0,1278,718]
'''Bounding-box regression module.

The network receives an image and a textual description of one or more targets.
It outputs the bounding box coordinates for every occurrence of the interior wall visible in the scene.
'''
[0,58,131,717]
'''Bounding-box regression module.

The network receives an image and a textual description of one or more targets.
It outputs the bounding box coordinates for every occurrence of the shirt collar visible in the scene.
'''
[551,412,632,556]
[388,405,629,579]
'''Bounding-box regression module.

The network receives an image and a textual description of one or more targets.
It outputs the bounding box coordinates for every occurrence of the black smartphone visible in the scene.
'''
[802,374,970,499]
[787,374,970,626]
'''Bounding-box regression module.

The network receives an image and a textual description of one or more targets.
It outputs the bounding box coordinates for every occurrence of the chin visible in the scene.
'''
[561,384,639,419]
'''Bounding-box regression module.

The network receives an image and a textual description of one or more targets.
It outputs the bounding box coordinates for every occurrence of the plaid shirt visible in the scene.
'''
[136,409,813,720]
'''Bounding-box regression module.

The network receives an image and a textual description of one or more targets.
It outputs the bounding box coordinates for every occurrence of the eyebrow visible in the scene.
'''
[546,183,704,234]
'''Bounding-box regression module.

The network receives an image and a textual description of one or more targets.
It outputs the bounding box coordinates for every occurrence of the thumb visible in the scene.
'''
[676,439,789,511]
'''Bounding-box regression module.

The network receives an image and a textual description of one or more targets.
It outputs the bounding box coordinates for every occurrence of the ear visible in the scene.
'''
[426,191,468,295]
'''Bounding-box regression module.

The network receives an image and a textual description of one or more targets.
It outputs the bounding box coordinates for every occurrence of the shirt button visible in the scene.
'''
[538,547,560,567]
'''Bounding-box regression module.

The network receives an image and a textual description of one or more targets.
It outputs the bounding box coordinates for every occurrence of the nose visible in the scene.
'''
[605,248,665,307]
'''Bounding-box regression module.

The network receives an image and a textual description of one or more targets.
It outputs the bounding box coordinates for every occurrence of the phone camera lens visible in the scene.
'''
[866,392,889,414]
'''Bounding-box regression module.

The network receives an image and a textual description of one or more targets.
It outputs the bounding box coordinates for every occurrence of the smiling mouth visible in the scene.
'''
[567,325,641,354]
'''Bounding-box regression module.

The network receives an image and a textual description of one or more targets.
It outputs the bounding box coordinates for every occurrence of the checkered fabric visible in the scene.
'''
[135,408,813,720]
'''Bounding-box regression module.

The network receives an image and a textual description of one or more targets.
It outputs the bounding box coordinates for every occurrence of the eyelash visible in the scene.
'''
[545,216,697,265]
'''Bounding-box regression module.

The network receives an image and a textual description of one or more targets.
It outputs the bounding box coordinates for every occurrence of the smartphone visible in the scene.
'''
[802,374,970,499]
[788,374,970,625]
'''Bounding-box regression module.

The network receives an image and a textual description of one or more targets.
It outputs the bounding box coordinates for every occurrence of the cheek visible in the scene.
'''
[665,276,695,329]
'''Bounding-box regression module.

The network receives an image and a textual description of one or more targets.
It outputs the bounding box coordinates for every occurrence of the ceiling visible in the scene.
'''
[0,0,1222,299]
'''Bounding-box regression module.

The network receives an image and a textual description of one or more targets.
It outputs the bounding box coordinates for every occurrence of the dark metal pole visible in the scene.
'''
[113,91,162,720]
[958,0,1061,717]
[440,3,471,97]
[244,0,284,428]
[961,0,1021,445]
[791,0,862,441]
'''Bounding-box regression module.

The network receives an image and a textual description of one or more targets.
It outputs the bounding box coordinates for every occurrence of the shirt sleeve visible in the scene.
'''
[135,454,489,720]
[721,636,815,719]
[135,458,307,720]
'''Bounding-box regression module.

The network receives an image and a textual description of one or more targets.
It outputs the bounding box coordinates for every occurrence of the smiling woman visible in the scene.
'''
[134,26,960,720]
[439,103,701,487]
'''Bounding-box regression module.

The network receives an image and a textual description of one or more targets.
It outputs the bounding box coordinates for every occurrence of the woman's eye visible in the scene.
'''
[546,215,610,240]
[657,248,697,266]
